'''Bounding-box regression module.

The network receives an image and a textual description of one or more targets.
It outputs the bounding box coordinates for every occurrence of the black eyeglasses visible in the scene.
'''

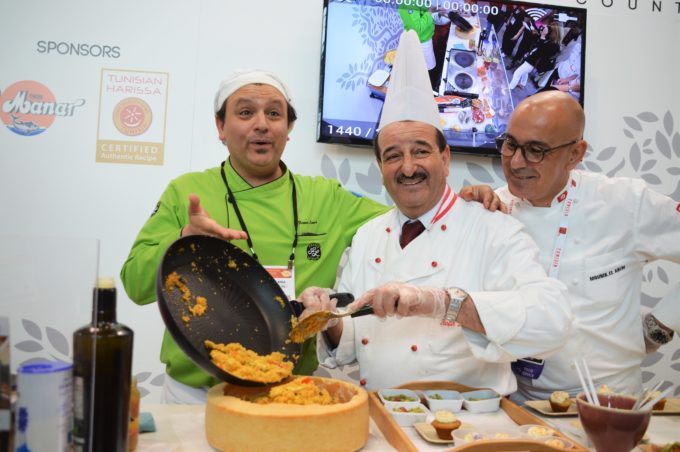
[495,133,579,164]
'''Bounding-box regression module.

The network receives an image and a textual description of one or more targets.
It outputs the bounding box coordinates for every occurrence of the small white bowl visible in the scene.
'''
[461,389,501,413]
[423,390,464,412]
[518,424,557,440]
[378,388,421,406]
[542,436,574,449]
[452,427,488,445]
[485,427,521,440]
[387,402,430,426]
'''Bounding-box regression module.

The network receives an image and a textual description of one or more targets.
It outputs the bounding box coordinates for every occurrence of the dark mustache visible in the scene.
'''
[397,171,427,184]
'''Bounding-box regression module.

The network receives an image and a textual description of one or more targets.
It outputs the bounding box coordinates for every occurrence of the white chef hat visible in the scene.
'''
[213,69,295,114]
[378,30,441,131]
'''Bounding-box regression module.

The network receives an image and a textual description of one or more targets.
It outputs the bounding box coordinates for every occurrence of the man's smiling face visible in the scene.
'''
[377,121,450,219]
[502,92,586,206]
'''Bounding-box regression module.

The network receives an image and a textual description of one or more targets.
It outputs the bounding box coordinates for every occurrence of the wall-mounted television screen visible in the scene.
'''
[317,0,586,157]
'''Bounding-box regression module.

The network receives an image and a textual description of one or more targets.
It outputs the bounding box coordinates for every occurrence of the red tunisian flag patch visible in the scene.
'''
[676,203,680,213]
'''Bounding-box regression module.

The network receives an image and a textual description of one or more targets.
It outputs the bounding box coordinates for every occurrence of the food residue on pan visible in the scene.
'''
[227,259,237,269]
[164,272,209,323]
[275,295,285,309]
[188,296,207,316]
[204,341,293,383]
[165,271,191,301]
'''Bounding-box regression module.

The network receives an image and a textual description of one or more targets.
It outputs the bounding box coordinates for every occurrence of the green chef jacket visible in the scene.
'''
[120,159,388,388]
[398,4,435,43]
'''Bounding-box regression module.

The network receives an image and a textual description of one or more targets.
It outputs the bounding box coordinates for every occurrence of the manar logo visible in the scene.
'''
[0,80,85,136]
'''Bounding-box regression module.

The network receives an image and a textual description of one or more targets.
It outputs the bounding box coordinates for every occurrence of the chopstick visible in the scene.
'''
[633,380,664,410]
[573,359,599,406]
[639,386,673,411]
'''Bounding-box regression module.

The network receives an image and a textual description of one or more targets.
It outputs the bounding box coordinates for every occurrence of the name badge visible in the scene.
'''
[511,357,545,380]
[264,265,296,302]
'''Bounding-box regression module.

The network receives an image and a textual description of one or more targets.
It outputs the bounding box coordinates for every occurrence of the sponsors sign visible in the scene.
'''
[96,69,169,166]
[0,80,85,136]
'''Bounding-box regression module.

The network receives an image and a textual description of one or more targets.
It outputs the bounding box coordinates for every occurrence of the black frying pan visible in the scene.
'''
[156,235,307,386]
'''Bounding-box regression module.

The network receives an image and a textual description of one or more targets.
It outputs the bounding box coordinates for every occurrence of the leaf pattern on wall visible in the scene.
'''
[321,154,337,180]
[22,319,42,340]
[15,340,43,353]
[641,351,663,367]
[151,373,166,386]
[466,162,495,183]
[339,158,351,185]
[46,326,70,356]
[596,147,616,161]
[356,161,384,195]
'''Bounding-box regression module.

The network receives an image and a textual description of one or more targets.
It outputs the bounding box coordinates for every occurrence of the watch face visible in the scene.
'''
[450,288,467,299]
[650,331,667,344]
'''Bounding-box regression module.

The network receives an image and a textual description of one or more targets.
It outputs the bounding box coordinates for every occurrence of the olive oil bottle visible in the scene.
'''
[73,277,133,452]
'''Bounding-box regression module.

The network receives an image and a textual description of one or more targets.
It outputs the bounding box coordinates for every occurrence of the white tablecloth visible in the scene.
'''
[136,403,680,451]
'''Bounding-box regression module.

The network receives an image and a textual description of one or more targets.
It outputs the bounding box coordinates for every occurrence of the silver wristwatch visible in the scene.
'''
[644,313,674,345]
[444,287,468,323]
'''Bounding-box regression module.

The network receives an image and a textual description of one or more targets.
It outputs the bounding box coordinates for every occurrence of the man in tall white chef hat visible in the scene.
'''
[492,89,680,403]
[298,30,573,393]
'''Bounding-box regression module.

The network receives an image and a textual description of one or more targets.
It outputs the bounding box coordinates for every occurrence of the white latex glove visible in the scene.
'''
[297,287,339,330]
[348,282,448,319]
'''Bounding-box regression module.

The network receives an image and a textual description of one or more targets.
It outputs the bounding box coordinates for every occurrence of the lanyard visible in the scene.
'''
[219,161,299,269]
[508,179,576,278]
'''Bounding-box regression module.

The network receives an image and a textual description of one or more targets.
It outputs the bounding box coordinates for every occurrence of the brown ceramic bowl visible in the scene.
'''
[576,393,651,452]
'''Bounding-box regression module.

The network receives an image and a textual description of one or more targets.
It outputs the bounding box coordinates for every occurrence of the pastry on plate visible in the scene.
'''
[549,391,572,412]
[650,390,667,410]
[430,409,461,440]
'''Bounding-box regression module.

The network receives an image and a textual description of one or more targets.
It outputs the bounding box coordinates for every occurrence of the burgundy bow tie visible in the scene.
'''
[400,220,425,248]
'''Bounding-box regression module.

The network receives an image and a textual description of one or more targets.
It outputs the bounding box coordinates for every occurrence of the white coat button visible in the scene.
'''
[574,238,581,245]
[572,278,579,286]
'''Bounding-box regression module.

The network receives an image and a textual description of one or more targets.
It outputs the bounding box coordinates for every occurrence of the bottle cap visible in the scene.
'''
[96,277,115,289]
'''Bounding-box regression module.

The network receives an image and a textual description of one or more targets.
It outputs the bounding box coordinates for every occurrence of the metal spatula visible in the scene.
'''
[289,305,374,343]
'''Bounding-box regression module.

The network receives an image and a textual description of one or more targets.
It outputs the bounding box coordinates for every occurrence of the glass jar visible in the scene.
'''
[127,377,140,451]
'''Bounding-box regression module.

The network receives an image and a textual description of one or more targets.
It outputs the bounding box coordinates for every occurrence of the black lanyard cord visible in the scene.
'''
[220,161,298,269]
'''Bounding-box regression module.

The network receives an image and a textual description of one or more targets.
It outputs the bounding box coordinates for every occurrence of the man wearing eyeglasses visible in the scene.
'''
[495,90,679,403]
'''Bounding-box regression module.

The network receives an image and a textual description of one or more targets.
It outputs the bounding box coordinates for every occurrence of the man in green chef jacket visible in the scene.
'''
[120,70,387,403]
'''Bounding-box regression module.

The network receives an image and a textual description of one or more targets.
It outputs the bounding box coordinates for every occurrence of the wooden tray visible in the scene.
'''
[526,398,680,417]
[369,381,588,451]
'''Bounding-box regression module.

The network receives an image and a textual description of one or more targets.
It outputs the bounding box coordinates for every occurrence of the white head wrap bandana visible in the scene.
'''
[213,69,295,114]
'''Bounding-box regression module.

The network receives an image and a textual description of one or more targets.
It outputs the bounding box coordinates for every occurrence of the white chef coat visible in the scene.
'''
[318,191,571,394]
[497,170,680,400]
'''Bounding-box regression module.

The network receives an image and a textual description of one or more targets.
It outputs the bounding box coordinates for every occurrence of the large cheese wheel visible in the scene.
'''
[205,377,369,452]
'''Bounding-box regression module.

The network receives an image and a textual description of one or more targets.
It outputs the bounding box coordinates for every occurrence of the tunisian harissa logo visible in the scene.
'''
[0,80,85,136]
[112,97,152,136]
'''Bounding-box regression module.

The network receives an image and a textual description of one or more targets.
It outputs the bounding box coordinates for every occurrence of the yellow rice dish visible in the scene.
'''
[204,341,293,383]
[253,377,341,405]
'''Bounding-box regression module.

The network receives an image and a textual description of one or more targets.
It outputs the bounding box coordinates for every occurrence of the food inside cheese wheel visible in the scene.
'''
[205,377,369,452]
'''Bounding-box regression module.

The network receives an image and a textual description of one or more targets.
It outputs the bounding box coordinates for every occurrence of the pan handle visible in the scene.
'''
[289,292,355,317]
[349,306,374,317]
